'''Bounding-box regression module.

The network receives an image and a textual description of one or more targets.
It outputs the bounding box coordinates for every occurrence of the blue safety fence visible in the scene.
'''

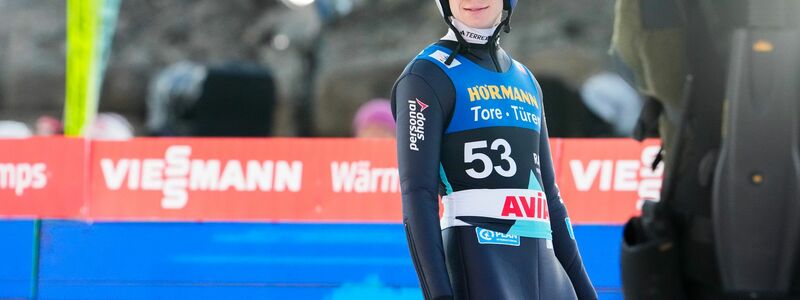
[0,221,622,300]
[0,220,37,299]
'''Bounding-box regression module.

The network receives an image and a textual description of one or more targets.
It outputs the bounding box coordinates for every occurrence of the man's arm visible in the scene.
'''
[392,60,453,300]
[539,113,598,300]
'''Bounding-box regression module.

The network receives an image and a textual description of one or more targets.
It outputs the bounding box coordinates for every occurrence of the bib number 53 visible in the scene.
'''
[464,139,517,179]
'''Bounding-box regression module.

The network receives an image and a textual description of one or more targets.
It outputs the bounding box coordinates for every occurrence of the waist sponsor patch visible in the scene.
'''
[476,227,521,246]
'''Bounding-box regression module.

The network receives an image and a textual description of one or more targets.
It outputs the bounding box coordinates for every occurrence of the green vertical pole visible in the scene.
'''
[64,0,99,137]
[64,0,121,137]
[30,219,41,299]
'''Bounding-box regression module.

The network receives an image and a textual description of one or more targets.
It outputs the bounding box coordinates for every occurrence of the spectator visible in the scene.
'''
[580,72,643,137]
[352,99,395,138]
[146,61,208,136]
[537,75,616,137]
[36,115,64,136]
[0,121,32,138]
[34,113,134,140]
[147,61,276,137]
[89,113,134,140]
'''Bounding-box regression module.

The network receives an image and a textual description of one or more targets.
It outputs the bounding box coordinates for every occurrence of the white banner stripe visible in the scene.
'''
[441,188,551,229]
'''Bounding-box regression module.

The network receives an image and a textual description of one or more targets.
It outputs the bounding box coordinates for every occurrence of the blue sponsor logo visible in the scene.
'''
[475,227,520,246]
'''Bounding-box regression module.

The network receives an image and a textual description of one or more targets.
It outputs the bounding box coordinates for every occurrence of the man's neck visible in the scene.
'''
[442,18,498,45]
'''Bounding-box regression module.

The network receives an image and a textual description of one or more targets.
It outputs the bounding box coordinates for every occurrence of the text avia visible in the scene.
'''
[501,192,550,220]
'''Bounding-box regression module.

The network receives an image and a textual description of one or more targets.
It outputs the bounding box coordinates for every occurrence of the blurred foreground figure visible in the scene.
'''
[353,99,395,138]
[613,0,800,299]
[392,0,596,299]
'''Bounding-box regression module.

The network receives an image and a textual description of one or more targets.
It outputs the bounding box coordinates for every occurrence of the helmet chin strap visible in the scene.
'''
[444,17,471,66]
[487,12,512,71]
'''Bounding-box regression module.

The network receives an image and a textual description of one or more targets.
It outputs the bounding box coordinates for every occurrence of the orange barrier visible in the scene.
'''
[0,137,660,224]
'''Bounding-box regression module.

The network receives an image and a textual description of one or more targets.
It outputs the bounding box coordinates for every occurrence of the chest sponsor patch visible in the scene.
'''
[429,50,461,68]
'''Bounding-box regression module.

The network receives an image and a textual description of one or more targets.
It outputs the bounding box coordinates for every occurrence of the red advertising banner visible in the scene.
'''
[556,139,662,224]
[0,137,86,219]
[0,137,662,224]
[89,138,403,223]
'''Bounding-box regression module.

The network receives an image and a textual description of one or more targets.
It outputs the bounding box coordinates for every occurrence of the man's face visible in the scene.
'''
[449,0,503,29]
